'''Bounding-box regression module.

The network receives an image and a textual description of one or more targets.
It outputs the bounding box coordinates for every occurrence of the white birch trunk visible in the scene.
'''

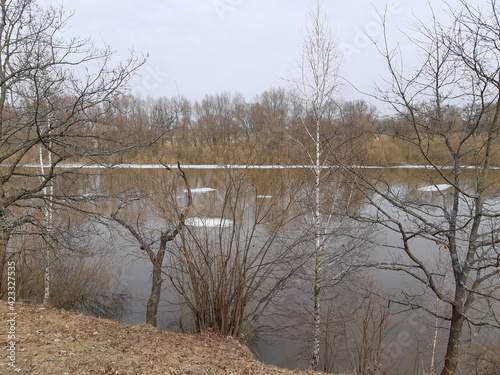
[311,117,322,371]
[39,133,53,305]
[430,296,440,374]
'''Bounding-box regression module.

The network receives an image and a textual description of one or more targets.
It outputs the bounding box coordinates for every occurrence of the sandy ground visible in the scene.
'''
[0,301,325,375]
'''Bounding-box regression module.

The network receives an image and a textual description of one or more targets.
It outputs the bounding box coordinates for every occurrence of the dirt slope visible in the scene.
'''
[0,301,323,375]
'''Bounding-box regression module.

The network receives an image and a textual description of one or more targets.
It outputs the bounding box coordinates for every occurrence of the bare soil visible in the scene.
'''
[0,301,324,375]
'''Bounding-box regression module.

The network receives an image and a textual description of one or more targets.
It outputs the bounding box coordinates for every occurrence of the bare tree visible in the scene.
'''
[342,2,500,374]
[192,93,243,162]
[350,293,393,375]
[110,164,192,327]
[248,88,294,163]
[0,0,145,294]
[288,1,345,370]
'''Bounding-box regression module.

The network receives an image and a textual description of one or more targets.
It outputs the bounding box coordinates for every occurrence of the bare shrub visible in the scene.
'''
[466,340,500,375]
[11,233,126,319]
[168,169,304,339]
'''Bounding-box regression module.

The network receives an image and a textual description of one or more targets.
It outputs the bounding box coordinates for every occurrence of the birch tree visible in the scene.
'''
[290,1,344,370]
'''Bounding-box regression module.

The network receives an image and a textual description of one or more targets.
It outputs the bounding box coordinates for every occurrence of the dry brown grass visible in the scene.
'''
[363,134,500,167]
[23,131,500,168]
[1,301,328,375]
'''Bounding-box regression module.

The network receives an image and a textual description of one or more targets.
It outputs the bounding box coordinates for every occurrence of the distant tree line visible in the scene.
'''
[101,90,500,168]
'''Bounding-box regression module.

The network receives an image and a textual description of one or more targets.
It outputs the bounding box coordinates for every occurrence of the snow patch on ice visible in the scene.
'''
[186,187,216,194]
[418,184,452,192]
[185,217,233,228]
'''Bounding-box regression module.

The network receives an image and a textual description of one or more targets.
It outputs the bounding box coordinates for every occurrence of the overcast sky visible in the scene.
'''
[58,0,478,105]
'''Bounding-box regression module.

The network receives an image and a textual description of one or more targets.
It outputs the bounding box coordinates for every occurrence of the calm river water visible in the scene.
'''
[76,165,500,374]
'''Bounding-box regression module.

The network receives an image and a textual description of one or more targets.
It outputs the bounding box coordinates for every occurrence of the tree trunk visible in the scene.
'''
[146,232,169,327]
[0,227,10,298]
[430,296,440,374]
[40,138,54,305]
[146,258,163,327]
[311,117,322,371]
[440,306,465,375]
[311,252,321,371]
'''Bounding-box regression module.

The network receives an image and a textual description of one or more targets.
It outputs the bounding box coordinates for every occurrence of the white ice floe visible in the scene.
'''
[418,184,452,192]
[185,217,233,228]
[185,187,216,194]
[7,163,500,170]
